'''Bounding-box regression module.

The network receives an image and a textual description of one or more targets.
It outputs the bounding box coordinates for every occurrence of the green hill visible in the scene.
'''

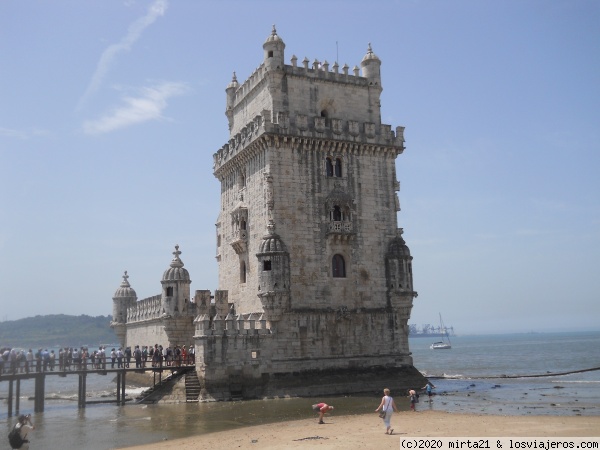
[0,315,118,349]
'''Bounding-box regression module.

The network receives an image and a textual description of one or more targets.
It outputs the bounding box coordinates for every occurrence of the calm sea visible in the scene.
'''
[1,331,599,449]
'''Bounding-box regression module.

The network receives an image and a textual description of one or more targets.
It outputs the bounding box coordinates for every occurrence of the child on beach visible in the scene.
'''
[312,402,334,424]
[409,389,419,411]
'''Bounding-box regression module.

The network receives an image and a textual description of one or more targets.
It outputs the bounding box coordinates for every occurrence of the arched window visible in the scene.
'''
[334,158,342,177]
[166,286,173,296]
[240,261,246,283]
[332,205,342,221]
[325,157,334,177]
[240,220,247,230]
[332,254,346,278]
[320,110,328,118]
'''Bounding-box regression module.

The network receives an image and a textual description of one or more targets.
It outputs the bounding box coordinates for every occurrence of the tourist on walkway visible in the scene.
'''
[116,348,124,368]
[110,348,116,368]
[312,402,334,424]
[124,347,132,368]
[375,388,399,435]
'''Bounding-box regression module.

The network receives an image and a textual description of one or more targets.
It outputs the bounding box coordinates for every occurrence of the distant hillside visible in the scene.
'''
[0,315,118,349]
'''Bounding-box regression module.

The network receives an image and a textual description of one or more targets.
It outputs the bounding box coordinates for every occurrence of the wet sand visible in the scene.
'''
[124,410,600,449]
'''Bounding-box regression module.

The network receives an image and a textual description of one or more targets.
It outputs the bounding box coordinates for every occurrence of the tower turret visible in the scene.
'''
[263,25,285,70]
[361,42,382,83]
[256,220,290,321]
[161,245,192,317]
[111,271,137,346]
[386,228,417,309]
[225,72,239,131]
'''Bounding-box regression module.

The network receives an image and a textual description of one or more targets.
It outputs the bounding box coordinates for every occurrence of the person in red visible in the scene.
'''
[312,402,334,424]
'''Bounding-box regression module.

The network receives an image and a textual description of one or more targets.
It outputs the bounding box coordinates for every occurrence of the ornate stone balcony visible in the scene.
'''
[230,229,248,254]
[327,221,355,242]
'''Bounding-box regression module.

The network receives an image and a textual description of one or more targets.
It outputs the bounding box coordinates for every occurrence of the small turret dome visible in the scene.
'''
[258,221,288,254]
[387,229,411,258]
[263,24,284,45]
[113,271,137,298]
[162,245,191,281]
[361,42,381,63]
[227,72,239,90]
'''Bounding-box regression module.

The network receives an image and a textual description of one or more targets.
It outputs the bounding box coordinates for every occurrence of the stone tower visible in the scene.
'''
[197,27,423,399]
[110,271,137,346]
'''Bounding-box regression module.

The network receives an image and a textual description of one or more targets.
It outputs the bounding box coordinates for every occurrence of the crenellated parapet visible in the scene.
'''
[194,312,271,337]
[126,294,162,323]
[213,111,405,174]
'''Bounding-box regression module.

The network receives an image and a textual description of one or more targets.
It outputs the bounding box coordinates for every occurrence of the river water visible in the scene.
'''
[2,331,599,449]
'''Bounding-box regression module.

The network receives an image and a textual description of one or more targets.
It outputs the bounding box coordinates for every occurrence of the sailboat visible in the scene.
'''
[430,313,452,349]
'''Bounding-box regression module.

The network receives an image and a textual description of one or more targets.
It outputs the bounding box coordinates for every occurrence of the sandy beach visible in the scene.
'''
[125,410,600,449]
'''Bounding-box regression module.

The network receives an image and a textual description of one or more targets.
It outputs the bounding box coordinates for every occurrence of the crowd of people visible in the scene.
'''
[0,343,196,374]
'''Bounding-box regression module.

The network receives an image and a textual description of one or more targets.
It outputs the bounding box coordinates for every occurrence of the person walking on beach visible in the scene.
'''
[408,389,419,411]
[312,402,334,424]
[375,388,399,435]
[422,382,435,401]
[9,414,34,449]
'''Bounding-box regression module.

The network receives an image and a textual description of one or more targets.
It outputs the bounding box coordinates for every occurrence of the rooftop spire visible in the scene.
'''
[120,270,131,287]
[170,244,184,268]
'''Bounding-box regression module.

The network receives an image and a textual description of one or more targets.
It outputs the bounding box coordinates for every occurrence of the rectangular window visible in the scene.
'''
[263,260,272,271]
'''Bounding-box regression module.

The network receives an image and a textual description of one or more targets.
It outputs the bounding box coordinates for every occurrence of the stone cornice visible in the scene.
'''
[213,113,405,177]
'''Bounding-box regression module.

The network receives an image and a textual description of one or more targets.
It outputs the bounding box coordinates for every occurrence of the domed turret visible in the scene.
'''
[385,229,414,293]
[162,245,190,282]
[361,42,382,80]
[225,72,239,130]
[161,245,192,316]
[258,221,288,254]
[113,270,137,299]
[263,25,285,70]
[256,221,290,321]
[111,271,137,347]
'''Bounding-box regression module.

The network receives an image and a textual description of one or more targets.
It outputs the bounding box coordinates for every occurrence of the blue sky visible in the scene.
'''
[1,1,598,334]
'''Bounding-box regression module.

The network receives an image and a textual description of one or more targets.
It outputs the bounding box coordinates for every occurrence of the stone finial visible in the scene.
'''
[120,271,130,287]
[170,245,184,268]
[266,219,276,235]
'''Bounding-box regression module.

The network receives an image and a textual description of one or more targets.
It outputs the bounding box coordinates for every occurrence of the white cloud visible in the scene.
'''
[0,127,28,139]
[77,0,169,110]
[82,81,188,135]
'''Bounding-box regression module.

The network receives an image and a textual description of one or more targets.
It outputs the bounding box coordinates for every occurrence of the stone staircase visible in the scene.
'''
[185,370,201,402]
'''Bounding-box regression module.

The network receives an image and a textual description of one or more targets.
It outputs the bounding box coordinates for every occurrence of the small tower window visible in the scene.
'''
[166,287,173,296]
[326,157,334,177]
[332,205,342,221]
[268,50,274,58]
[332,254,346,278]
[263,260,272,271]
[240,261,247,283]
[334,158,342,177]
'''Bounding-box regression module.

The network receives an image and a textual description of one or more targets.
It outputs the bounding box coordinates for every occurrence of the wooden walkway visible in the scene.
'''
[0,365,194,417]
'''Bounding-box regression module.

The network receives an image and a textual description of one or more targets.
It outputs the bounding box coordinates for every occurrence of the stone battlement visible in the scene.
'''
[214,111,405,172]
[233,57,369,106]
[194,312,271,336]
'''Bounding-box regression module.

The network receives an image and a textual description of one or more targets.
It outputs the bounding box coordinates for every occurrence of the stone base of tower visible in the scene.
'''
[196,364,425,401]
